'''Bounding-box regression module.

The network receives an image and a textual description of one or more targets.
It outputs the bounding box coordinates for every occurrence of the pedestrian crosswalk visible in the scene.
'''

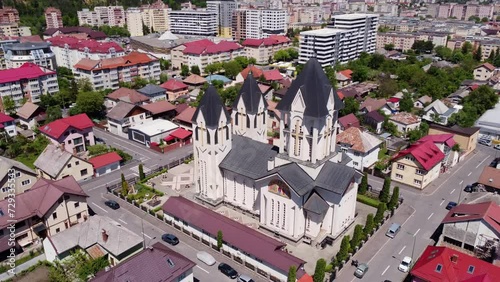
[130,165,151,175]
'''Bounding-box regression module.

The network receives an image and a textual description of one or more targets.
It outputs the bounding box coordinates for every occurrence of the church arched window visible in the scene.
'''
[268,179,291,199]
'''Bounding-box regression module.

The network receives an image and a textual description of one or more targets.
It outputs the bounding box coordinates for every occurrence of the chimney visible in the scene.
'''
[268,157,275,171]
[101,229,108,243]
[450,254,458,263]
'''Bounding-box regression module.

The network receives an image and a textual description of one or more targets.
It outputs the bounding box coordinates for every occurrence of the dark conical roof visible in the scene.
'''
[276,58,344,117]
[191,85,230,127]
[232,74,268,114]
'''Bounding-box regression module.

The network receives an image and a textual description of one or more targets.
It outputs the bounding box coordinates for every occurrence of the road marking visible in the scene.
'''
[368,238,390,264]
[459,180,463,185]
[427,213,434,220]
[399,246,406,255]
[450,189,456,194]
[414,229,420,237]
[382,265,390,275]
[440,199,445,206]
[468,172,472,176]
[476,157,488,168]
[91,203,108,213]
[118,219,128,225]
[196,265,210,274]
[401,206,416,227]
[142,232,152,239]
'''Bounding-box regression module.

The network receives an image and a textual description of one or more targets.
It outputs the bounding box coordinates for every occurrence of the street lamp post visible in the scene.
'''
[458,179,464,203]
[407,232,417,262]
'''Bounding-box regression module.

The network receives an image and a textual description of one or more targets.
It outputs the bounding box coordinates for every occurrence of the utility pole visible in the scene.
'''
[407,231,417,262]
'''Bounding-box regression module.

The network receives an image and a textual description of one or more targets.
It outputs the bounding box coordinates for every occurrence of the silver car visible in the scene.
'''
[354,263,369,278]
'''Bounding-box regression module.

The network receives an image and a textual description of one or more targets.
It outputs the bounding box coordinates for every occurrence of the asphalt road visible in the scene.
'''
[337,145,495,282]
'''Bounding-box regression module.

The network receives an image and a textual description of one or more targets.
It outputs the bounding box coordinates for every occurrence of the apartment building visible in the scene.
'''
[78,6,126,27]
[141,0,170,33]
[242,35,291,64]
[171,39,244,73]
[207,0,238,38]
[0,177,89,250]
[168,9,217,36]
[73,51,160,91]
[0,63,59,109]
[232,9,287,40]
[45,7,63,29]
[0,7,19,24]
[328,13,378,54]
[0,23,20,37]
[3,41,57,70]
[46,36,125,69]
[126,8,143,37]
[427,3,494,20]
[376,31,448,52]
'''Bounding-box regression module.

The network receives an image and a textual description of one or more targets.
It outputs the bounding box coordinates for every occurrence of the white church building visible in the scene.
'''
[192,58,362,242]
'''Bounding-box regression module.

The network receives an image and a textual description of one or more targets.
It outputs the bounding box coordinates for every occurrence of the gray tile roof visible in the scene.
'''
[0,156,35,181]
[232,75,268,114]
[315,161,360,194]
[191,85,230,128]
[304,192,329,215]
[34,144,73,178]
[276,58,344,117]
[106,102,140,121]
[137,84,166,97]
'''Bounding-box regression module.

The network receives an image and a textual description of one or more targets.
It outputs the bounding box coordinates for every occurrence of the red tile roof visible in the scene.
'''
[74,52,158,71]
[160,79,188,91]
[388,97,400,103]
[46,36,124,53]
[0,62,56,84]
[39,113,94,139]
[0,112,14,123]
[411,246,500,282]
[441,201,500,233]
[89,152,122,169]
[337,90,345,100]
[182,39,242,55]
[476,63,495,72]
[107,88,150,104]
[263,69,283,81]
[419,134,456,148]
[140,100,176,115]
[242,35,290,47]
[339,69,353,79]
[169,128,192,140]
[338,113,360,129]
[0,177,87,229]
[174,106,196,124]
[478,166,500,189]
[162,196,305,273]
[392,140,445,171]
[240,65,263,79]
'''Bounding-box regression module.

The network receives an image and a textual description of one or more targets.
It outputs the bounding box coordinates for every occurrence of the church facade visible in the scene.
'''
[192,59,361,242]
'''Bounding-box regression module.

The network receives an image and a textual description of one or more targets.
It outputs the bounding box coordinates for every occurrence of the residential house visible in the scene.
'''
[174,106,196,130]
[364,110,385,134]
[389,112,421,135]
[235,65,263,83]
[183,74,207,87]
[477,166,500,193]
[473,63,495,81]
[418,134,459,170]
[43,215,143,266]
[422,100,458,125]
[90,242,195,282]
[0,177,89,249]
[338,113,360,133]
[448,86,472,104]
[137,84,166,102]
[106,102,151,138]
[410,246,500,281]
[0,112,15,137]
[337,82,378,101]
[391,140,445,189]
[16,102,45,129]
[160,79,189,102]
[105,88,150,109]
[428,124,480,156]
[128,119,178,147]
[414,95,432,109]
[88,152,122,177]
[336,70,353,88]
[34,144,93,182]
[439,201,500,256]
[360,97,387,114]
[39,113,95,155]
[140,100,177,120]
[337,127,383,171]
[0,156,37,199]
[241,35,291,65]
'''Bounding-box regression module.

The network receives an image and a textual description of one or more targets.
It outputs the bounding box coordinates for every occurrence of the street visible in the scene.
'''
[337,145,495,282]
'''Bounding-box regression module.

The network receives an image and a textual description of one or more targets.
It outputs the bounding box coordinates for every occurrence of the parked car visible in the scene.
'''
[398,256,412,272]
[464,185,473,193]
[197,251,216,266]
[385,223,401,238]
[161,234,179,245]
[494,144,500,150]
[104,200,120,210]
[218,263,238,279]
[95,137,106,144]
[446,201,457,210]
[479,138,492,146]
[237,274,255,282]
[354,263,369,278]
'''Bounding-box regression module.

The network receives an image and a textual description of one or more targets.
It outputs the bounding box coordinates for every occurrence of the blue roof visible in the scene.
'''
[205,74,232,83]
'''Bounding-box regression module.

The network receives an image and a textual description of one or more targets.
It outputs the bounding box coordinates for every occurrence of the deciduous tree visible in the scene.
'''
[190,65,201,75]
[339,97,359,117]
[180,65,190,77]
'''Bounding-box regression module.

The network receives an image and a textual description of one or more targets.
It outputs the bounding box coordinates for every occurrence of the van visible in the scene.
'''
[385,223,401,238]
[238,274,255,282]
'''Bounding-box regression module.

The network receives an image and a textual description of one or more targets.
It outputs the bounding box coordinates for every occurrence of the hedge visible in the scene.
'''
[357,194,381,208]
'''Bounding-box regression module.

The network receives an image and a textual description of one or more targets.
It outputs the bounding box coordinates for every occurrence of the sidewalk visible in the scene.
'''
[0,254,46,281]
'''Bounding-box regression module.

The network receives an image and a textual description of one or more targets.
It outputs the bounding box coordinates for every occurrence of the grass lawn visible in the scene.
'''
[13,265,50,282]
[15,155,38,169]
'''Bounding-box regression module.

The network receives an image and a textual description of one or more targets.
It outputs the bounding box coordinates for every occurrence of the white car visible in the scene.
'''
[398,256,412,273]
[494,144,500,150]
[196,251,216,266]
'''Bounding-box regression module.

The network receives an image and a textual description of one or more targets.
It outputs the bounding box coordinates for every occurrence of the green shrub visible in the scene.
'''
[357,194,381,208]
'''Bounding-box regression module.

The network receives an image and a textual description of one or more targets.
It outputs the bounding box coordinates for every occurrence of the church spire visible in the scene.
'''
[192,85,230,128]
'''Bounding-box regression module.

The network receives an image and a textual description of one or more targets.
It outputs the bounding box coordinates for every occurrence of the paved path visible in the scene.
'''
[0,254,46,281]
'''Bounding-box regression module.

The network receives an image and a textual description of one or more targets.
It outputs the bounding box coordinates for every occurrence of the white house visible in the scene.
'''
[389,112,421,134]
[422,100,457,125]
[414,95,432,109]
[473,63,495,81]
[192,58,361,243]
[88,152,122,177]
[0,113,16,137]
[337,127,383,171]
[106,102,152,138]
